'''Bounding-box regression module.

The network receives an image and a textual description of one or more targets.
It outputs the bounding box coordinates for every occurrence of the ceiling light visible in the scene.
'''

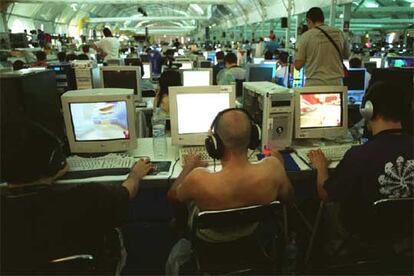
[71,4,78,12]
[365,1,379,8]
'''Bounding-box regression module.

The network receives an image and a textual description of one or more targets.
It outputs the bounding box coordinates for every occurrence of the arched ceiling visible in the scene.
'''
[2,0,413,35]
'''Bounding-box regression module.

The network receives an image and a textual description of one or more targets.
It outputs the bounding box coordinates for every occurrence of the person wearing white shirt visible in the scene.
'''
[92,28,120,62]
[275,51,289,87]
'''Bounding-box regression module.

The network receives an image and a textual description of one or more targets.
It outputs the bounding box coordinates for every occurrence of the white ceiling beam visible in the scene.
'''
[89,15,209,23]
[3,0,236,4]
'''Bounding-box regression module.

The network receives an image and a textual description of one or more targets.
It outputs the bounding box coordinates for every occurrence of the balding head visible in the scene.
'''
[215,110,251,153]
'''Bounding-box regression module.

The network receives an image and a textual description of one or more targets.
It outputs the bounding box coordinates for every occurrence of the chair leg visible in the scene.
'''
[305,201,324,266]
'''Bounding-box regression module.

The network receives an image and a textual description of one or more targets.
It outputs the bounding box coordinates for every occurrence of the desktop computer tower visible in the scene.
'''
[47,63,77,94]
[73,60,101,89]
[0,69,65,140]
[243,82,294,150]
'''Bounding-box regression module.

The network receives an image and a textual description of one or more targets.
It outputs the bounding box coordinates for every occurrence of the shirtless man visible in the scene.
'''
[168,109,294,210]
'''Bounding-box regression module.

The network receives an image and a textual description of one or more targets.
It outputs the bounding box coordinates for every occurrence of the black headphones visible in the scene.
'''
[205,108,261,160]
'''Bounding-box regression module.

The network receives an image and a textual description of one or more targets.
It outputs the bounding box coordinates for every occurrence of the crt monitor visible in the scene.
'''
[142,63,151,79]
[182,69,213,87]
[101,66,142,102]
[199,60,212,68]
[61,88,137,153]
[294,86,348,139]
[124,58,141,66]
[180,61,193,70]
[369,57,382,68]
[246,64,276,82]
[343,68,367,105]
[253,57,264,64]
[169,85,236,145]
[386,56,414,68]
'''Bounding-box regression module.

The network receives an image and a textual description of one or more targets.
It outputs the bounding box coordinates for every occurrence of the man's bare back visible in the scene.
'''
[173,154,293,211]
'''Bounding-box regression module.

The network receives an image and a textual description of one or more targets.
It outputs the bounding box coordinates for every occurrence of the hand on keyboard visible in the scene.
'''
[130,159,154,178]
[307,149,331,170]
[182,153,208,169]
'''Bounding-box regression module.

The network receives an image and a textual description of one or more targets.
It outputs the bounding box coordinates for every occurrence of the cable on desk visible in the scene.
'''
[167,158,180,186]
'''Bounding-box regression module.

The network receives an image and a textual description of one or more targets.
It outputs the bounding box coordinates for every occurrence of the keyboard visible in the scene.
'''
[63,154,136,179]
[179,146,258,165]
[295,144,354,164]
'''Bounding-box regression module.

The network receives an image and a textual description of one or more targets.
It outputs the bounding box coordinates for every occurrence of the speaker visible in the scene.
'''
[281,17,288,28]
[205,27,210,39]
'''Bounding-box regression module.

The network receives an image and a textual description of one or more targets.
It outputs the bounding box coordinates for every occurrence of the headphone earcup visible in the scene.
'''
[248,124,261,150]
[205,134,224,159]
[360,100,374,121]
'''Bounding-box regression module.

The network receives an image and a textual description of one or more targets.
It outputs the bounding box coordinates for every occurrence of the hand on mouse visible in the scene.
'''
[131,158,154,179]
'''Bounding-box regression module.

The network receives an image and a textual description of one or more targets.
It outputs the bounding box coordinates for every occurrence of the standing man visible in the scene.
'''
[92,27,120,62]
[212,51,225,85]
[295,7,350,86]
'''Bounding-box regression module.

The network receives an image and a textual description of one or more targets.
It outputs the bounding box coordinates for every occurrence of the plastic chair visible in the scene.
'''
[190,201,283,274]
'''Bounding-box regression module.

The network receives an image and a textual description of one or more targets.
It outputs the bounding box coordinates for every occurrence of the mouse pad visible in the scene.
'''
[148,161,172,175]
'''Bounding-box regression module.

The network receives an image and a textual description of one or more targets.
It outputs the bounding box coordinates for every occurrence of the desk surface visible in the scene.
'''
[56,137,319,185]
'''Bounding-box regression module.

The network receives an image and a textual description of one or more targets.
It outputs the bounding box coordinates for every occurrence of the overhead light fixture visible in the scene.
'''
[365,1,379,8]
[71,3,78,12]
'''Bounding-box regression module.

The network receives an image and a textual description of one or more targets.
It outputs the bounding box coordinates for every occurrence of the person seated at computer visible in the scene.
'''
[212,51,225,85]
[216,53,246,85]
[153,70,182,116]
[0,120,153,274]
[81,44,95,61]
[66,53,77,62]
[308,81,413,244]
[57,51,66,63]
[264,50,274,60]
[32,51,48,67]
[275,51,289,87]
[168,109,294,239]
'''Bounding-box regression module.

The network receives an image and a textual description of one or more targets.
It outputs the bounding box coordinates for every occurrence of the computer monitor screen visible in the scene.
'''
[263,60,277,65]
[294,86,348,139]
[207,52,216,64]
[363,61,377,73]
[177,93,229,134]
[183,70,211,86]
[369,57,382,68]
[387,57,414,68]
[142,63,151,79]
[299,93,342,128]
[101,66,141,101]
[61,88,137,153]
[169,85,236,145]
[69,101,129,141]
[248,67,274,82]
[180,62,193,70]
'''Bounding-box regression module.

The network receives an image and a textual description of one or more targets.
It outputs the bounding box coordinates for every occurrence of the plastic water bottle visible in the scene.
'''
[152,108,167,159]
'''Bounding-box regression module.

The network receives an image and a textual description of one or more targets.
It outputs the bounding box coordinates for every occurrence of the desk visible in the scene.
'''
[57,137,317,188]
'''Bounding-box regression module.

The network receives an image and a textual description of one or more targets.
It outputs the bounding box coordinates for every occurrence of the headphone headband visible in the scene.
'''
[205,108,261,160]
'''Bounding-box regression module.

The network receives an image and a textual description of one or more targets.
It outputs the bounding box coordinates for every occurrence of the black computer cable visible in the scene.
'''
[167,157,180,186]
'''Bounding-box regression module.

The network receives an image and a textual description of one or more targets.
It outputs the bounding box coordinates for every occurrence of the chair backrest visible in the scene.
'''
[372,197,414,239]
[195,201,280,231]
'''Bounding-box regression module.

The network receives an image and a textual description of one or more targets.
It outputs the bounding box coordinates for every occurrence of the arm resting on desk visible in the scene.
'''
[308,150,330,201]
[122,159,153,199]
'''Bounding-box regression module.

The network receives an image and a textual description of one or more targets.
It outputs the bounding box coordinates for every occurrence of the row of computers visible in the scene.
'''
[60,84,349,162]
